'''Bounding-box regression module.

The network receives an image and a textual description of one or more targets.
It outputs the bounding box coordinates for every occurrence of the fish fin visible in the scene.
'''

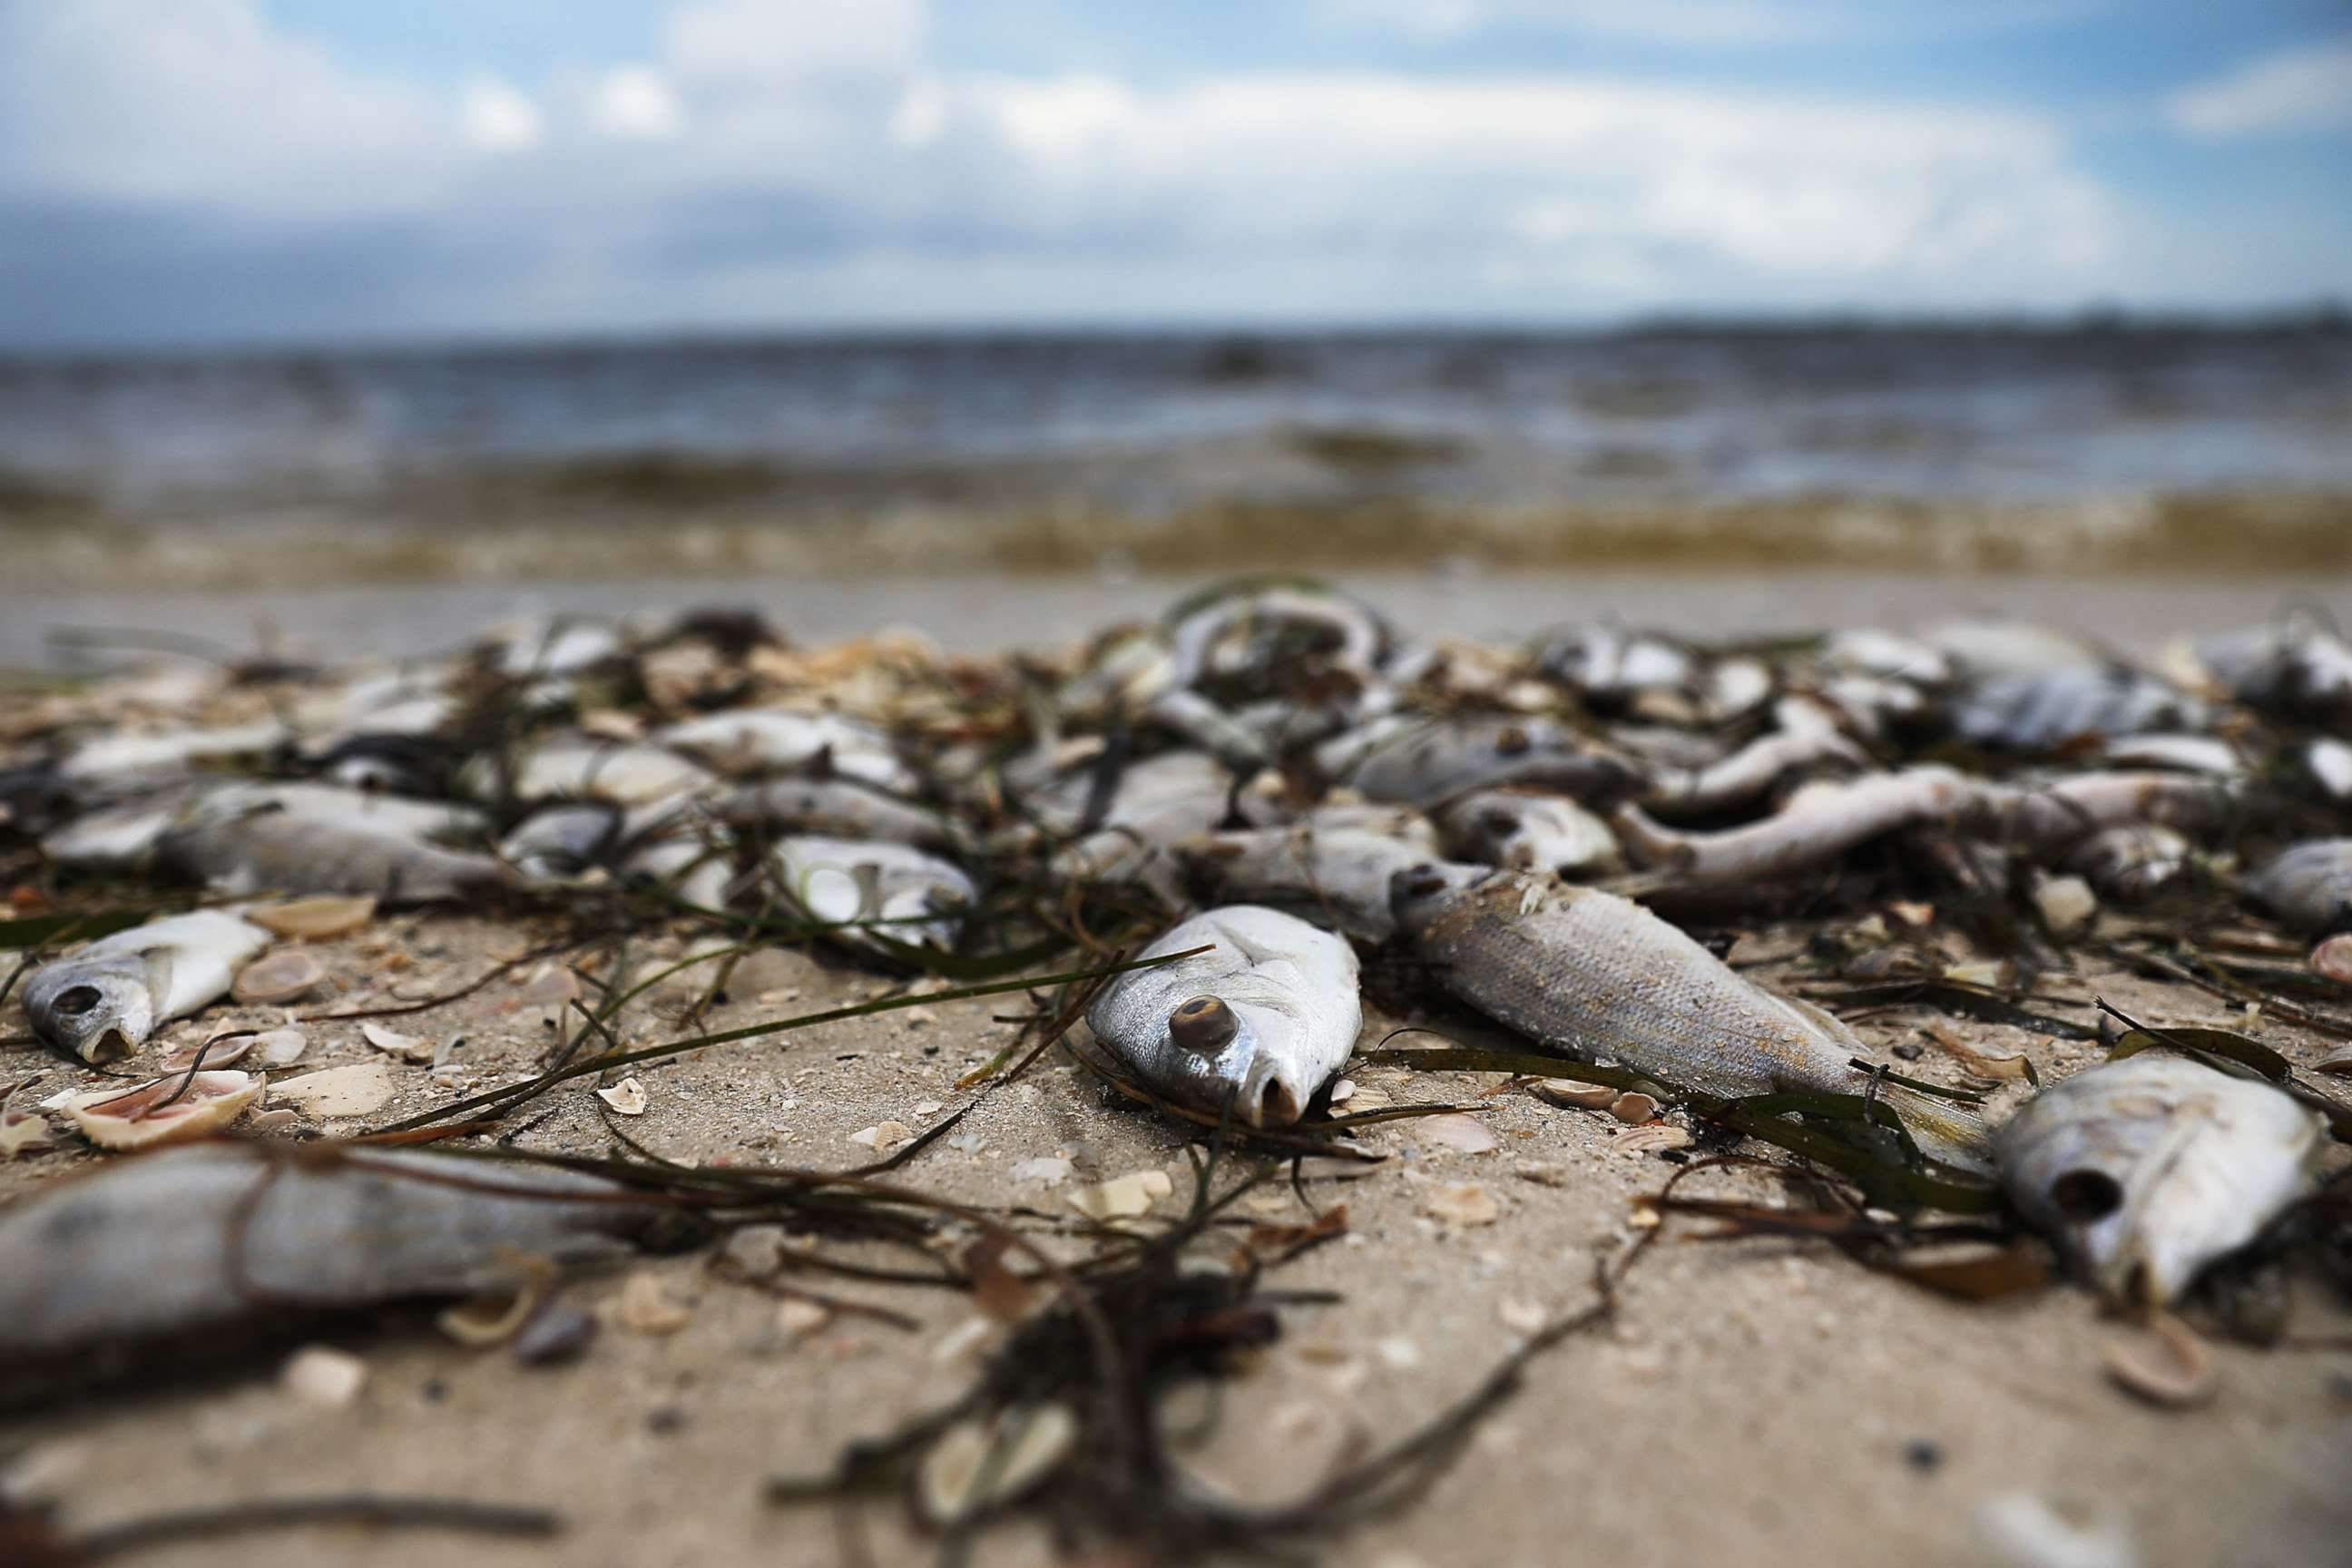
[1877,1082,1991,1174]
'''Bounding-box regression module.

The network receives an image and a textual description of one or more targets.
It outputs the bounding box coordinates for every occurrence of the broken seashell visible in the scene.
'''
[1497,1298,1547,1334]
[848,1120,914,1152]
[1010,1155,1073,1186]
[280,1344,368,1408]
[2101,1311,2216,1408]
[595,1077,648,1116]
[232,948,325,1005]
[436,1256,557,1349]
[0,1111,54,1159]
[270,1060,397,1117]
[1533,1080,1618,1110]
[160,1032,255,1073]
[1923,1021,2032,1083]
[249,895,377,941]
[2031,874,2098,936]
[1420,1183,1500,1227]
[518,966,580,1006]
[1610,1122,1693,1154]
[256,1027,309,1067]
[1067,1169,1172,1221]
[1971,1492,2140,1568]
[1327,1077,1356,1105]
[720,1225,790,1279]
[66,1071,263,1151]
[615,1270,694,1335]
[1608,1092,1661,1124]
[917,1403,1078,1526]
[775,1298,832,1342]
[2311,935,2352,986]
[360,1021,432,1062]
[1415,1112,1500,1154]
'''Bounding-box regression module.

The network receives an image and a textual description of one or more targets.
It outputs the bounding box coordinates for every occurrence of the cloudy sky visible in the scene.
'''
[0,0,2346,347]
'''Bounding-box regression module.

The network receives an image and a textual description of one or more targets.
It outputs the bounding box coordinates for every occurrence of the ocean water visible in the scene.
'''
[3,325,2347,582]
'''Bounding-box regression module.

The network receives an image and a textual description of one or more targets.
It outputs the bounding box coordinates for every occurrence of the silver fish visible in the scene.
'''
[1338,717,1635,808]
[1391,868,1987,1168]
[1642,697,1864,816]
[2248,838,2352,935]
[1085,906,1361,1127]
[156,800,509,902]
[22,910,272,1063]
[1950,668,2200,750]
[1994,1054,2323,1304]
[769,837,975,954]
[717,778,960,851]
[1180,808,1446,943]
[1436,789,1622,878]
[2065,824,2191,901]
[0,1145,643,1376]
[2183,622,2352,715]
[655,710,912,791]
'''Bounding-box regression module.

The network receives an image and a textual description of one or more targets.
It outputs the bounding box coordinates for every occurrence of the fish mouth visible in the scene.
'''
[1237,1057,1308,1129]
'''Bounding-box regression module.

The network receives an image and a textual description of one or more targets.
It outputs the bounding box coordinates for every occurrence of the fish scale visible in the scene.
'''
[1395,870,1987,1167]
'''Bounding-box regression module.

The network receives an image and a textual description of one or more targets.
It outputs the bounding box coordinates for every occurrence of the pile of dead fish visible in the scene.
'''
[2,583,2349,1382]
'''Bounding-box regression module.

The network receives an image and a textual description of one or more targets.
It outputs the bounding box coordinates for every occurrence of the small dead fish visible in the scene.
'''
[1436,789,1622,878]
[2180,622,2352,716]
[656,709,912,791]
[499,801,626,880]
[1338,717,1635,808]
[1537,624,1695,702]
[487,736,717,807]
[716,778,959,851]
[1085,906,1360,1127]
[1392,868,1987,1168]
[156,801,509,903]
[2066,825,2191,902]
[22,910,272,1063]
[1180,808,1446,943]
[2248,838,2352,935]
[1167,583,1385,694]
[1951,668,2200,750]
[769,837,975,954]
[0,1144,649,1387]
[58,720,288,784]
[1994,1054,2323,1304]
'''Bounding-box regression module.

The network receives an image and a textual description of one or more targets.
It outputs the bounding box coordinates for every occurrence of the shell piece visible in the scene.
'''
[361,1021,433,1062]
[248,895,378,940]
[917,1404,1078,1526]
[65,1071,263,1151]
[595,1078,649,1116]
[270,1061,397,1117]
[280,1345,369,1408]
[1993,1054,2324,1304]
[1067,1170,1173,1221]
[232,948,326,1005]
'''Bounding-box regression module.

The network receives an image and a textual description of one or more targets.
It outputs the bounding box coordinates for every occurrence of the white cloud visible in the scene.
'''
[460,77,543,152]
[2169,41,2352,139]
[1318,0,2103,47]
[594,66,683,141]
[662,0,926,81]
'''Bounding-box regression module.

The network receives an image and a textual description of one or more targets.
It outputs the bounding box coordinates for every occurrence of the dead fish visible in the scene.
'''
[1179,808,1448,943]
[1167,583,1385,693]
[1616,767,2233,885]
[486,736,717,807]
[58,719,288,784]
[0,1144,647,1384]
[1994,1054,2323,1304]
[1338,717,1636,808]
[156,800,510,902]
[1950,668,2201,750]
[22,910,272,1063]
[2179,622,2352,715]
[485,615,624,677]
[1926,620,2105,679]
[655,709,912,791]
[716,778,959,851]
[1084,906,1361,1127]
[1537,624,1695,702]
[499,801,626,880]
[2248,838,2352,935]
[1391,868,1987,1169]
[768,837,975,954]
[1817,628,1953,686]
[1436,789,1622,878]
[2066,825,2192,902]
[1642,697,1864,816]
[1019,750,1270,898]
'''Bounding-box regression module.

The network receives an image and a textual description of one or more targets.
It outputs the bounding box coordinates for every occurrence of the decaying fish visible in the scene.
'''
[1436,789,1622,878]
[22,910,272,1063]
[2066,825,2192,902]
[485,736,717,807]
[1950,668,2200,750]
[1085,906,1361,1127]
[0,1143,648,1383]
[2248,838,2352,935]
[1994,1054,2324,1304]
[1337,717,1635,808]
[156,799,510,902]
[768,837,975,954]
[717,778,960,851]
[1642,697,1863,817]
[1391,868,1987,1168]
[2177,622,2352,715]
[656,709,913,791]
[1179,808,1446,943]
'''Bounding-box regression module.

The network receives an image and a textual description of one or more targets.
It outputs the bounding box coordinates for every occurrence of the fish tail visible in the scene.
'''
[1877,1083,1992,1174]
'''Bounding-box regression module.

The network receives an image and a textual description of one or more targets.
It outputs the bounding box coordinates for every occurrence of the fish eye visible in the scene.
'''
[1397,867,1446,899]
[1167,995,1238,1054]
[2050,1169,2124,1222]
[52,985,103,1017]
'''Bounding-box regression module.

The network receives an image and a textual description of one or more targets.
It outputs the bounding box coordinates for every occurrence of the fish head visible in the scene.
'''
[1387,861,1491,939]
[1152,993,1318,1129]
[24,955,159,1063]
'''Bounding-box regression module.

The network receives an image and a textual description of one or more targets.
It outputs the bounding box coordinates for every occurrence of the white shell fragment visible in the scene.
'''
[249,895,377,940]
[596,1077,649,1116]
[280,1344,369,1408]
[361,1021,433,1062]
[232,948,326,1004]
[1067,1169,1173,1221]
[270,1061,397,1117]
[917,1403,1078,1526]
[65,1071,264,1151]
